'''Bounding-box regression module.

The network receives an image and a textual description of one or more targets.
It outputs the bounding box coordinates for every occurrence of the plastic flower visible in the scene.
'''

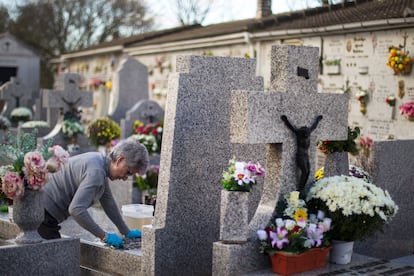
[399,101,414,117]
[386,96,396,107]
[386,45,413,74]
[1,171,24,199]
[221,157,265,192]
[0,130,69,199]
[87,117,121,147]
[258,191,331,255]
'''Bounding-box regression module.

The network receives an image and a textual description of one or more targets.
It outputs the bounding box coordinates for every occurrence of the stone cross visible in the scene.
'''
[214,45,349,274]
[120,99,164,139]
[0,77,31,118]
[141,55,267,276]
[42,73,93,126]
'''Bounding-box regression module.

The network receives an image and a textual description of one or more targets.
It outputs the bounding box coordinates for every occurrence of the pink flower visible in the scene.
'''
[47,145,69,172]
[1,171,24,199]
[306,224,324,247]
[269,227,289,249]
[23,151,49,190]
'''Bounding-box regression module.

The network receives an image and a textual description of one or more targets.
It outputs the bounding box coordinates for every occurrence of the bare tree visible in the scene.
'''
[8,0,153,55]
[175,0,214,25]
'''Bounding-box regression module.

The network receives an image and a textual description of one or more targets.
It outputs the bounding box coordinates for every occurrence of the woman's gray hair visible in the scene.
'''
[109,139,149,175]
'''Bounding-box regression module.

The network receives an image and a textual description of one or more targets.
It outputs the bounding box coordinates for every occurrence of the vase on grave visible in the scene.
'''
[329,240,354,264]
[323,151,349,178]
[67,135,80,156]
[360,103,367,115]
[13,188,44,244]
[219,190,249,243]
[270,246,332,275]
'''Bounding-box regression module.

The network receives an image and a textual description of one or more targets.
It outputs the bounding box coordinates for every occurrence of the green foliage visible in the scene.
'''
[317,127,360,155]
[324,59,341,66]
[134,165,159,191]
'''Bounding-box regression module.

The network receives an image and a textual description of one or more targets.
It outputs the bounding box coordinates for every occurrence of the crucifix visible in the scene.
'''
[42,73,93,126]
[230,45,349,232]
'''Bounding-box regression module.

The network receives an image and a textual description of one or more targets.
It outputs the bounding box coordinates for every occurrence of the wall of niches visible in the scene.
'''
[316,28,414,141]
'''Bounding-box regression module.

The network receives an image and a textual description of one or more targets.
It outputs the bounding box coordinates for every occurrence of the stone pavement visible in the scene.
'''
[1,208,414,275]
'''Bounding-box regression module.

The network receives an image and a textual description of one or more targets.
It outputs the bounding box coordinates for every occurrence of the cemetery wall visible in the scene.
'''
[56,24,414,142]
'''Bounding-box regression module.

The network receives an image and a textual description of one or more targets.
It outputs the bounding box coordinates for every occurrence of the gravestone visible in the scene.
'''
[212,45,349,275]
[0,77,31,118]
[354,140,414,260]
[108,56,149,124]
[141,55,267,276]
[120,99,164,139]
[42,73,93,150]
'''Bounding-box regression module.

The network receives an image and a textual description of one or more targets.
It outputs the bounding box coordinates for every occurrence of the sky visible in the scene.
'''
[145,0,321,30]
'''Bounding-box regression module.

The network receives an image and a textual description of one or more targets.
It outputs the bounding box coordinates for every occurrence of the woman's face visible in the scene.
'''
[109,156,136,181]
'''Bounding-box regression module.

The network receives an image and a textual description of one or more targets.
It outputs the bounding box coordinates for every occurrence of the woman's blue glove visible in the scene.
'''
[126,229,142,238]
[105,233,123,248]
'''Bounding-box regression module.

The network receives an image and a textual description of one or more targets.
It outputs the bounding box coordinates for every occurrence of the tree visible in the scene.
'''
[0,5,10,33]
[175,0,214,26]
[9,0,153,55]
[5,0,153,87]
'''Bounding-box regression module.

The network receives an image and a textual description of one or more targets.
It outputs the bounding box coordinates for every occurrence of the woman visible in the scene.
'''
[38,139,149,248]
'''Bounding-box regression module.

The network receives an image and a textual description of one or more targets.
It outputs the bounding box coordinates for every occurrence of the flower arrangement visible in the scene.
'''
[314,165,372,183]
[87,117,121,147]
[306,175,398,242]
[356,90,368,105]
[317,127,360,155]
[62,108,84,139]
[386,95,396,107]
[358,136,373,157]
[0,116,10,130]
[399,101,414,118]
[62,119,84,138]
[386,45,413,75]
[21,121,49,128]
[0,130,69,199]
[257,191,331,255]
[129,120,163,154]
[221,157,265,192]
[10,107,33,124]
[135,164,159,192]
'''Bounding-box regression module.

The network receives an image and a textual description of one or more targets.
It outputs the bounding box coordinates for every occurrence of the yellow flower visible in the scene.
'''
[294,208,308,222]
[314,167,324,181]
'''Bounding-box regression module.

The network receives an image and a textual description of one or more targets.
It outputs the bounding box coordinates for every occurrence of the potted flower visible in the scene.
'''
[134,164,159,205]
[0,130,69,243]
[129,120,163,156]
[399,101,414,121]
[386,45,413,75]
[257,191,332,275]
[306,175,398,264]
[219,157,265,242]
[386,95,396,107]
[87,117,121,151]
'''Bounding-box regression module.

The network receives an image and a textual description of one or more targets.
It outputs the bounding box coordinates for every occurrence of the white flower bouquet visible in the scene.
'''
[306,175,398,241]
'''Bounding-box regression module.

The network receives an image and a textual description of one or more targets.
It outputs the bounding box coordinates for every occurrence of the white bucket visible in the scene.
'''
[122,204,154,231]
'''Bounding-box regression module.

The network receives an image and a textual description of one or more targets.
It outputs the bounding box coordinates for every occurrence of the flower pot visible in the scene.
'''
[270,247,331,275]
[325,65,341,75]
[404,64,412,75]
[406,115,414,122]
[358,66,369,75]
[329,240,354,264]
[219,190,249,243]
[13,189,44,244]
